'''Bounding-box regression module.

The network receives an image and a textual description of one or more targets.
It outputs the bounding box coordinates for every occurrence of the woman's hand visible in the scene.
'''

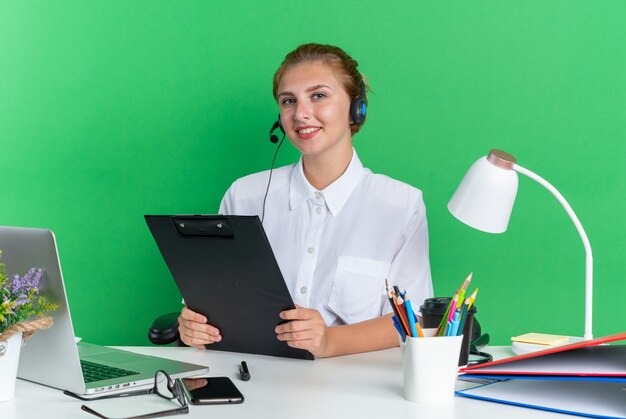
[275,305,329,357]
[178,306,222,349]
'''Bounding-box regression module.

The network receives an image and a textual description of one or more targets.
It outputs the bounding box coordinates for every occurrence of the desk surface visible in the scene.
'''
[3,345,566,419]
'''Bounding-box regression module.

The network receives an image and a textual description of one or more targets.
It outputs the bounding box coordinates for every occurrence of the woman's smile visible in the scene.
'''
[295,125,322,139]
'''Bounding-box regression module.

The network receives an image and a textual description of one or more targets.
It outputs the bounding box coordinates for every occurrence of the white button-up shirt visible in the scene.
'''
[219,150,433,326]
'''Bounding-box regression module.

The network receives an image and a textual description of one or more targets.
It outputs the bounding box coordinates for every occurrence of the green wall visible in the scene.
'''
[1,1,624,346]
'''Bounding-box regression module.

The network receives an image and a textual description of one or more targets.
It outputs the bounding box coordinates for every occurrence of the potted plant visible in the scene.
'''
[0,250,57,402]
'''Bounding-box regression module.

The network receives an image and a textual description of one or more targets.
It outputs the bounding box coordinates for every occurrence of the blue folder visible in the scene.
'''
[456,377,626,419]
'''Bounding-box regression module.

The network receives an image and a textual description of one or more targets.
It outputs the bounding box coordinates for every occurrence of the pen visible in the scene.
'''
[239,361,250,381]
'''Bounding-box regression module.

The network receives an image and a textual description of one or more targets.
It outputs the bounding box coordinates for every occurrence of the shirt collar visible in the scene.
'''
[289,148,364,217]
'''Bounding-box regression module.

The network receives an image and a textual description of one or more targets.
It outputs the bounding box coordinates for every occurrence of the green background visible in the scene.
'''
[1,1,624,346]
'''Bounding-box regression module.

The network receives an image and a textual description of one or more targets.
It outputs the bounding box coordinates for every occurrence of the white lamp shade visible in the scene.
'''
[448,156,519,233]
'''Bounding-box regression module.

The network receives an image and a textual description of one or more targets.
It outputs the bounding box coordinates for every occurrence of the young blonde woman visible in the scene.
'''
[179,43,433,358]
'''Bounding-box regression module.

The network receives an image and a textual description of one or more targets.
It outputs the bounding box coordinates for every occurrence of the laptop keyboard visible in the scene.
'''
[80,360,140,383]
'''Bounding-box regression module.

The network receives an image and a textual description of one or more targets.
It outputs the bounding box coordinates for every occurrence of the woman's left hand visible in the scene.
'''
[275,305,328,357]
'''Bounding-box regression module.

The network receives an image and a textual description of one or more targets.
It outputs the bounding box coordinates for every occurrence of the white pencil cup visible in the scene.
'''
[401,328,463,403]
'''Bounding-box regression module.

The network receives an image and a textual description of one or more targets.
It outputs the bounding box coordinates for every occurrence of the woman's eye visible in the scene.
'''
[312,93,326,100]
[282,98,295,106]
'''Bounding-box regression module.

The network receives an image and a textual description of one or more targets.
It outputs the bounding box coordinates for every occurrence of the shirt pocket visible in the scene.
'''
[328,256,391,324]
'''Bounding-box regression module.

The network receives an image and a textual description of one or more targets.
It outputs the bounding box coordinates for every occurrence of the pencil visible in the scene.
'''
[416,317,424,337]
[393,294,412,337]
[456,298,470,336]
[392,315,406,341]
[468,288,479,310]
[447,293,459,323]
[404,298,418,338]
[457,272,473,304]
[389,291,411,337]
[436,292,458,336]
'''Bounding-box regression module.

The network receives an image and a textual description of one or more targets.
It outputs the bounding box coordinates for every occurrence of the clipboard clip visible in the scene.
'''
[173,217,234,238]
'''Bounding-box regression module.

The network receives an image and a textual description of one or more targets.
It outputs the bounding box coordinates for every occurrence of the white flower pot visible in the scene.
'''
[0,331,23,403]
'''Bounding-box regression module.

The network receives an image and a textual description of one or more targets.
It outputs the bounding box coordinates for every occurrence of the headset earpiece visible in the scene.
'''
[349,80,367,125]
[269,115,284,144]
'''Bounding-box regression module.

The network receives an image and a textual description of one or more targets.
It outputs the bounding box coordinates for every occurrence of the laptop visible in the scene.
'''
[0,226,209,396]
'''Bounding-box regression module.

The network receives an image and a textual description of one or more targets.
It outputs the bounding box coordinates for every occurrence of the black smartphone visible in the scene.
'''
[180,377,244,405]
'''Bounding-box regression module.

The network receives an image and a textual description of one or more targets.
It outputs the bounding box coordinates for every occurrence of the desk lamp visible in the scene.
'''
[447,149,593,347]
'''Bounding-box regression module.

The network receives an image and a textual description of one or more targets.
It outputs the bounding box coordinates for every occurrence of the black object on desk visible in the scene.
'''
[181,376,244,405]
[239,361,250,381]
[148,312,180,345]
[145,215,313,360]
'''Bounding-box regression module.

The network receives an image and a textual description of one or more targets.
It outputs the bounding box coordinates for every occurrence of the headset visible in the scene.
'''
[349,79,367,126]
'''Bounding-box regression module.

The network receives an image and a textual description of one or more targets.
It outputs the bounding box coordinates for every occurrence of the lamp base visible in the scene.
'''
[511,336,584,356]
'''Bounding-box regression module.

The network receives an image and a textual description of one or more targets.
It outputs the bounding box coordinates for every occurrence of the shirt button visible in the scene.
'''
[315,207,322,215]
[315,191,322,199]
[307,247,315,254]
[300,286,307,294]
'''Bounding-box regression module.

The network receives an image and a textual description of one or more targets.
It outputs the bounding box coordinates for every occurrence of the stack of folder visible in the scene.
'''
[456,332,626,419]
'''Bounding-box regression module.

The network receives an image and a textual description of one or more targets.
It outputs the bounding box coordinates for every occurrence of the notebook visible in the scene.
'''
[0,226,209,396]
[145,215,314,360]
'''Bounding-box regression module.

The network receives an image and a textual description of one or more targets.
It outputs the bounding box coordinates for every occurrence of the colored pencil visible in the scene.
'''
[456,298,470,336]
[404,298,418,338]
[416,317,424,337]
[437,292,458,336]
[457,272,473,305]
[390,292,411,337]
[468,288,479,310]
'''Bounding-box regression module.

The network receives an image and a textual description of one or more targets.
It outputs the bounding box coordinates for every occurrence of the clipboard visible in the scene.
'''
[145,215,314,360]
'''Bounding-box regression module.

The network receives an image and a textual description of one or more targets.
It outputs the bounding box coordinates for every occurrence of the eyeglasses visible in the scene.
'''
[64,370,188,419]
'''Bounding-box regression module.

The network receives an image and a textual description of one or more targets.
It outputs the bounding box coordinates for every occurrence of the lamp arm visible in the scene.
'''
[513,163,593,340]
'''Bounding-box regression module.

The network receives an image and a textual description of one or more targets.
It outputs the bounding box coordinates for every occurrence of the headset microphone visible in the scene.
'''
[262,115,286,224]
[269,116,284,144]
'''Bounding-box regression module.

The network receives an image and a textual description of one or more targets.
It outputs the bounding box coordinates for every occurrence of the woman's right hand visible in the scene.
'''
[178,306,222,349]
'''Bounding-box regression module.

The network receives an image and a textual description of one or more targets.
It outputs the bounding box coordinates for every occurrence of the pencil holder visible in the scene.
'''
[401,328,462,403]
[420,297,476,366]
